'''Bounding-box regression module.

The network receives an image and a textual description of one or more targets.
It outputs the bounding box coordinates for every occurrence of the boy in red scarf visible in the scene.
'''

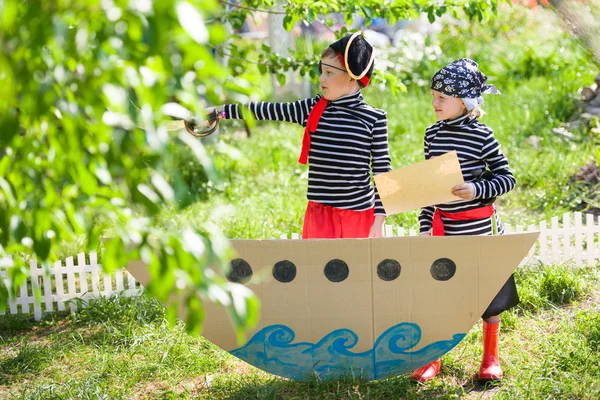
[214,33,391,239]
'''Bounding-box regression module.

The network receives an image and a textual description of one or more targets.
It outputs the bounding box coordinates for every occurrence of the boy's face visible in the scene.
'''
[319,56,359,101]
[431,90,467,121]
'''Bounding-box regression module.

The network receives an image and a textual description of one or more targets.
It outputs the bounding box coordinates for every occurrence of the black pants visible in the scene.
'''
[481,274,519,319]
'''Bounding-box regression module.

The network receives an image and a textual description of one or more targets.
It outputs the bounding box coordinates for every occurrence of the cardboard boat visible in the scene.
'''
[127,233,538,380]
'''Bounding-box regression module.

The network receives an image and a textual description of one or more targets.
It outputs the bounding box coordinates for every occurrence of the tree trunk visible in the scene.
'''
[549,0,600,65]
[268,4,301,100]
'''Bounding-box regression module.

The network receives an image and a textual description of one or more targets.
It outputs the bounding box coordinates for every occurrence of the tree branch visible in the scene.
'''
[217,0,287,14]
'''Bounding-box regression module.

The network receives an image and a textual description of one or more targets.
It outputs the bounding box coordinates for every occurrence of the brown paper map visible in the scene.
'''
[374,151,464,215]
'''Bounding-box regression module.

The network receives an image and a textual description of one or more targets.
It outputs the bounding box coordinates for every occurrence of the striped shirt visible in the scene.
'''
[418,114,516,235]
[223,91,391,215]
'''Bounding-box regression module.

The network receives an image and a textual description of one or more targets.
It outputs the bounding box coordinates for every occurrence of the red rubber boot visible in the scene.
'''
[410,359,441,382]
[479,320,503,381]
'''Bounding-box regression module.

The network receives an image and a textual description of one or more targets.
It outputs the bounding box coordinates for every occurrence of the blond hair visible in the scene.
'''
[462,97,486,119]
[468,107,485,119]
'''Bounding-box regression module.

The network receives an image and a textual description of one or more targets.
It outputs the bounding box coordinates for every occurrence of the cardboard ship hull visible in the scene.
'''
[127,233,539,380]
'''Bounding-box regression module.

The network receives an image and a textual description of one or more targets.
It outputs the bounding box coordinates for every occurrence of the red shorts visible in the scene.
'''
[302,201,375,239]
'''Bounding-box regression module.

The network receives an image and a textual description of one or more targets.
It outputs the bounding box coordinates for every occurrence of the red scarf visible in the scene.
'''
[432,205,495,236]
[298,96,328,165]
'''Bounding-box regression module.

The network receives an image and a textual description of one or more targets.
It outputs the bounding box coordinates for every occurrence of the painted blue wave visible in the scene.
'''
[230,322,465,380]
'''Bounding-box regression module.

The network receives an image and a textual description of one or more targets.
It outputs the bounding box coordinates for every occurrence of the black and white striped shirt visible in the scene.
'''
[223,92,391,215]
[418,114,516,235]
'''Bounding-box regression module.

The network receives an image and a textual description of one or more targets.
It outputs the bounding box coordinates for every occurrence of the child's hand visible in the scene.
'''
[204,107,218,127]
[369,215,386,238]
[451,183,475,200]
[420,232,431,236]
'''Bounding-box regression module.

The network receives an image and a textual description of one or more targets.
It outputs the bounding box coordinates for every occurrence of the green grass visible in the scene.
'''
[1,264,599,399]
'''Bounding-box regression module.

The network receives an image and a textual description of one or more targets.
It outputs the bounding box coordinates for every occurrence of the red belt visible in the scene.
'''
[432,205,495,236]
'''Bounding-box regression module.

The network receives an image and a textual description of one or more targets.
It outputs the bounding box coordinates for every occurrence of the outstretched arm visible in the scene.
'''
[221,97,318,126]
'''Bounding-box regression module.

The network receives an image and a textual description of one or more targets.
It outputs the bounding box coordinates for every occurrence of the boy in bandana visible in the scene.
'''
[211,33,391,239]
[412,59,517,382]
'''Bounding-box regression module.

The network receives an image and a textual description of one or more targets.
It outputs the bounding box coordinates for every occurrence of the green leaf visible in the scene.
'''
[0,177,16,208]
[33,235,51,261]
[0,1,18,31]
[184,294,205,335]
[182,229,206,259]
[0,108,19,147]
[166,302,179,327]
[282,15,293,31]
[177,131,218,183]
[172,173,193,209]
[95,166,112,185]
[276,73,286,87]
[176,1,209,44]
[76,164,98,195]
[10,215,28,242]
[227,282,260,345]
[361,6,373,24]
[344,12,353,26]
[7,260,27,298]
[136,184,162,211]
[86,224,101,253]
[103,236,127,273]
[151,173,175,202]
[0,208,9,246]
[428,8,435,23]
[0,277,8,311]
[244,292,261,329]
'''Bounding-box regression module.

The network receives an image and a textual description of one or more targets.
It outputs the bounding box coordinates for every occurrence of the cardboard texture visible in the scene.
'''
[373,151,464,215]
[127,232,539,381]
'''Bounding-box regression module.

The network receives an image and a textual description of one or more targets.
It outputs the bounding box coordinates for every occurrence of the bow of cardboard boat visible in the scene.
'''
[126,232,539,380]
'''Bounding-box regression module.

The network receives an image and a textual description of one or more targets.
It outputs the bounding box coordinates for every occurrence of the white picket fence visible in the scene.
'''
[1,212,599,321]
[282,211,600,266]
[506,212,600,266]
[0,252,143,321]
